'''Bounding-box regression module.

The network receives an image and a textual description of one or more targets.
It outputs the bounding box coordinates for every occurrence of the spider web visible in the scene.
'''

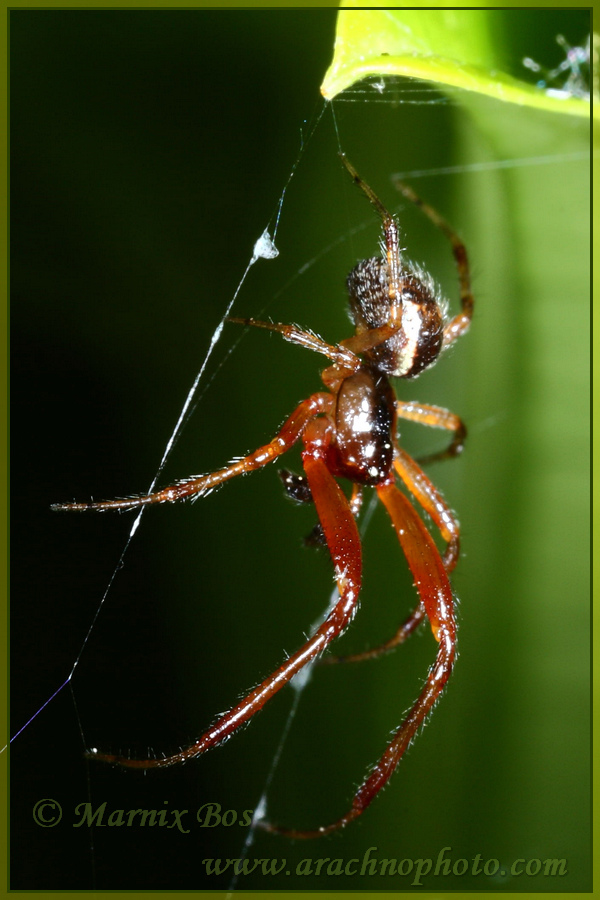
[9,105,328,750]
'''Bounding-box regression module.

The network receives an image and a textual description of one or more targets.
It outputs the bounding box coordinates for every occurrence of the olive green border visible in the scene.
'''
[2,1,9,897]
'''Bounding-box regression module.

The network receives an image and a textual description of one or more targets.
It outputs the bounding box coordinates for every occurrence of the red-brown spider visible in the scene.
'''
[52,155,473,838]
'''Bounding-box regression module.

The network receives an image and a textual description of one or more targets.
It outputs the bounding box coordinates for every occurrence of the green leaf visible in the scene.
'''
[322,7,593,118]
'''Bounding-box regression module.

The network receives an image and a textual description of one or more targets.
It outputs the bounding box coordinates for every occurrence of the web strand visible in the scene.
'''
[9,101,329,750]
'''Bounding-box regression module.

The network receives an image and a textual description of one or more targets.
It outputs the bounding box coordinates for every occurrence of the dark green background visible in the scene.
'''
[11,8,590,892]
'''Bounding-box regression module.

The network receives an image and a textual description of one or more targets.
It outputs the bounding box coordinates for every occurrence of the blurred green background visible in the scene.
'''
[11,8,590,892]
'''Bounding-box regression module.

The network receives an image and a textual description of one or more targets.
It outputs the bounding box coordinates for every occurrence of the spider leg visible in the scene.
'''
[264,476,456,838]
[393,447,460,572]
[305,483,364,550]
[229,317,359,371]
[322,602,426,665]
[396,399,467,462]
[86,438,363,770]
[51,393,332,511]
[338,155,407,358]
[339,154,402,315]
[278,472,363,551]
[392,176,473,348]
[325,439,459,665]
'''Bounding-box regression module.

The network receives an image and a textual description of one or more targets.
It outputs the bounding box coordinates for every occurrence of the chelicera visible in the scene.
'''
[53,155,474,838]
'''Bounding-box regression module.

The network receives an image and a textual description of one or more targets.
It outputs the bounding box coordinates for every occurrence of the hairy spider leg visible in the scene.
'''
[349,483,364,517]
[325,430,461,666]
[392,176,473,348]
[86,424,363,769]
[396,399,467,462]
[339,154,402,314]
[51,393,333,512]
[228,317,360,372]
[322,603,426,665]
[393,448,460,573]
[338,154,415,359]
[264,477,456,838]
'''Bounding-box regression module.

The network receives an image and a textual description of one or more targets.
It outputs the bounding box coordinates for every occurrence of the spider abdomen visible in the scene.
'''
[347,257,444,378]
[330,365,396,486]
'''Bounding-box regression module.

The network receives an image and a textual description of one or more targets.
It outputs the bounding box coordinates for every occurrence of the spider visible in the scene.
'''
[52,155,473,838]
